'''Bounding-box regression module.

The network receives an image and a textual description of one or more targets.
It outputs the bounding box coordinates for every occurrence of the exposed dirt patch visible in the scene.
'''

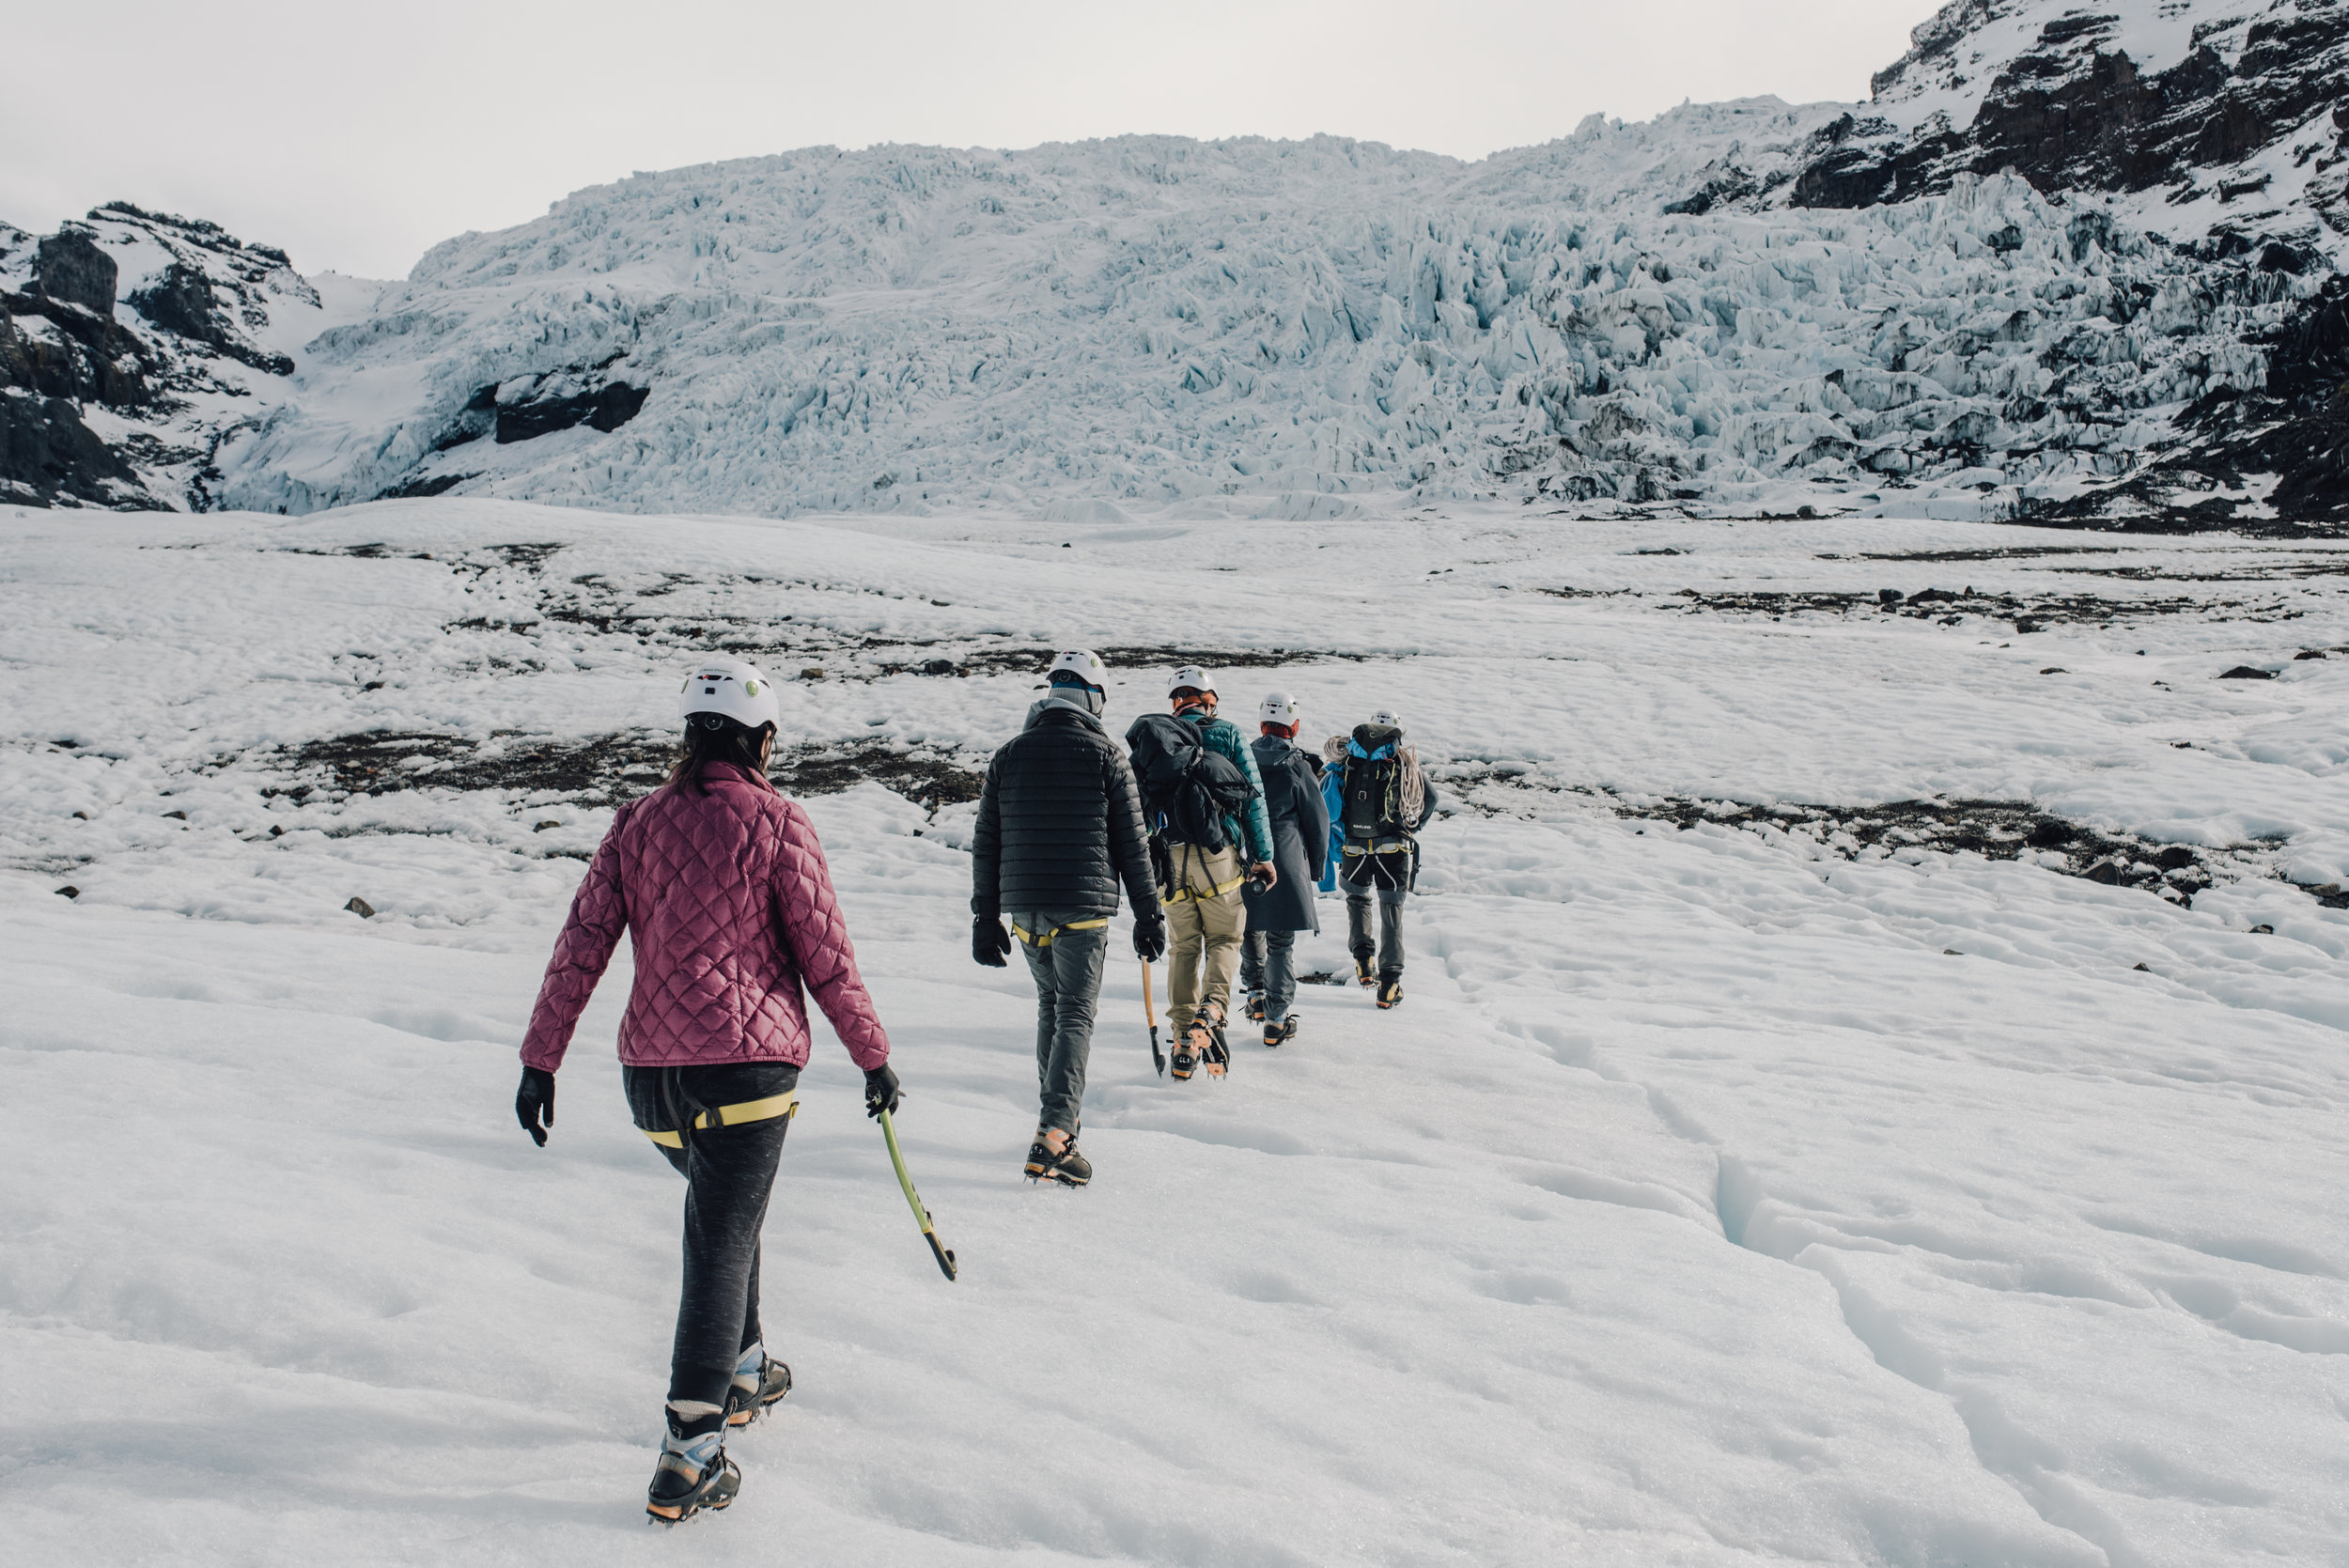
[1439,768,2248,906]
[1819,547,2119,565]
[248,730,985,810]
[924,644,1362,680]
[1646,584,2263,629]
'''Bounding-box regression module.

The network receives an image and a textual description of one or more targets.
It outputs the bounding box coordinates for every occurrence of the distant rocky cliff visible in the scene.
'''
[0,204,320,509]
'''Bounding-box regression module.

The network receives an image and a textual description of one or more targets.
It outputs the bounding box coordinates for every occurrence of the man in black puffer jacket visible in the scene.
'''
[972,649,1163,1187]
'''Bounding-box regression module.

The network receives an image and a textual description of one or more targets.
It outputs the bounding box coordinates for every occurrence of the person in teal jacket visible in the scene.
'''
[1157,665,1274,1079]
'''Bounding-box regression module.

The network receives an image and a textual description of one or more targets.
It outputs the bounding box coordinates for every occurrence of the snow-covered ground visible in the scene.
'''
[7,497,2349,1564]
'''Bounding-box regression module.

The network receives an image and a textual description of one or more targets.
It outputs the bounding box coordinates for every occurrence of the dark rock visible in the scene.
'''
[0,391,148,506]
[2295,649,2330,660]
[1798,2,2349,212]
[2155,846,2199,871]
[268,824,284,837]
[1877,587,1905,604]
[345,896,377,919]
[2133,962,2151,971]
[162,809,186,819]
[377,472,470,502]
[129,262,296,376]
[535,819,561,831]
[493,380,650,443]
[0,291,155,407]
[2040,666,2067,675]
[2085,859,2124,884]
[2014,616,2041,632]
[2027,820,2077,848]
[128,263,222,341]
[921,658,957,675]
[2217,665,2276,679]
[54,885,79,899]
[800,667,825,680]
[31,227,116,316]
[2249,923,2275,935]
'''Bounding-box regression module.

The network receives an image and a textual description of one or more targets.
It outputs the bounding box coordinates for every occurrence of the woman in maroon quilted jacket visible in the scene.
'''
[513,658,901,1523]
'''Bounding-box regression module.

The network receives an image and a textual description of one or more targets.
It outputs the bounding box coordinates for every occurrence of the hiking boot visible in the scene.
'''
[1280,1014,1299,1044]
[1377,976,1404,1010]
[1354,955,1377,988]
[1199,1003,1231,1079]
[1263,1019,1283,1048]
[1044,1138,1092,1188]
[1026,1129,1089,1185]
[1175,1016,1215,1079]
[1244,990,1267,1022]
[725,1345,791,1427]
[647,1405,739,1523]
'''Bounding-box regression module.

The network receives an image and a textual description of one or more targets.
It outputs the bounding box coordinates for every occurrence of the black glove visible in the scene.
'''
[863,1063,902,1119]
[972,916,1012,968]
[1134,911,1167,962]
[516,1065,555,1146]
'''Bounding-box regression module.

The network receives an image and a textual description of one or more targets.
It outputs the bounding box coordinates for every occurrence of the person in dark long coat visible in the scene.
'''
[1240,691,1331,1048]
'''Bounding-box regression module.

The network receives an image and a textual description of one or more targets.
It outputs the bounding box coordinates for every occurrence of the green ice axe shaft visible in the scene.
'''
[879,1109,957,1281]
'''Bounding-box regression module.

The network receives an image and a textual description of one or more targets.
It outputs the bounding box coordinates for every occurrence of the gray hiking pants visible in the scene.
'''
[1012,909,1108,1137]
[1346,885,1407,979]
[1239,929,1298,1020]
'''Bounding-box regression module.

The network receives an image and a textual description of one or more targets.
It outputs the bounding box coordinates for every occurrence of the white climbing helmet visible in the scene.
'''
[678,658,780,729]
[1046,648,1110,691]
[1370,707,1402,731]
[1259,691,1299,728]
[1168,664,1217,697]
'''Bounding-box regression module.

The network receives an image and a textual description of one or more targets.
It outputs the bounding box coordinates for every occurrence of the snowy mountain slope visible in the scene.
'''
[9,1,2348,525]
[0,202,379,510]
[8,497,2349,1562]
[199,139,2328,527]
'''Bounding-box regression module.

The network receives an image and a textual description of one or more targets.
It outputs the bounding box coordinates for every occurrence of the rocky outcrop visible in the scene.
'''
[0,204,322,509]
[1797,1,2349,231]
[31,226,117,316]
[130,261,295,376]
[0,390,148,508]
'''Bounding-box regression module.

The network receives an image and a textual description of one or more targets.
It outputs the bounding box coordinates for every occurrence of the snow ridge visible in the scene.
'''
[210,136,2326,525]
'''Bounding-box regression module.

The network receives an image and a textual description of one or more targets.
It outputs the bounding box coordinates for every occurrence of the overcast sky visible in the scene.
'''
[4,1,1944,281]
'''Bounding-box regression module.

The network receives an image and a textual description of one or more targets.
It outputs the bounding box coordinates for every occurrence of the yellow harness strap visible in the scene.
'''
[644,1093,800,1147]
[1011,918,1110,948]
[1161,874,1245,904]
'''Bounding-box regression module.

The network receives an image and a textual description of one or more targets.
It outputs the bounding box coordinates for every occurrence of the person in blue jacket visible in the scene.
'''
[1322,708,1439,1008]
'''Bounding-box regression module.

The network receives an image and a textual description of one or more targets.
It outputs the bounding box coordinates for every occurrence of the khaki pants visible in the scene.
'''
[1163,843,1246,1027]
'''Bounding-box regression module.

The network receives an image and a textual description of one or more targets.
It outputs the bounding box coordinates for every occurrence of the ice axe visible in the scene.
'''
[878,1109,957,1281]
[1143,959,1165,1076]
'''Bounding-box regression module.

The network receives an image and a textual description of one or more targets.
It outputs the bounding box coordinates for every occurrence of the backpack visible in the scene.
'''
[1126,713,1257,853]
[1341,723,1407,841]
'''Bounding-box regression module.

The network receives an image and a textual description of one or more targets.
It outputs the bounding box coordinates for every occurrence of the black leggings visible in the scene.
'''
[623,1063,800,1409]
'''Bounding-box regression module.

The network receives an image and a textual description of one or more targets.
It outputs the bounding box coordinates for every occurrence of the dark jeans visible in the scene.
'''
[1346,884,1407,979]
[623,1062,800,1408]
[1012,908,1108,1137]
[1240,928,1298,1018]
